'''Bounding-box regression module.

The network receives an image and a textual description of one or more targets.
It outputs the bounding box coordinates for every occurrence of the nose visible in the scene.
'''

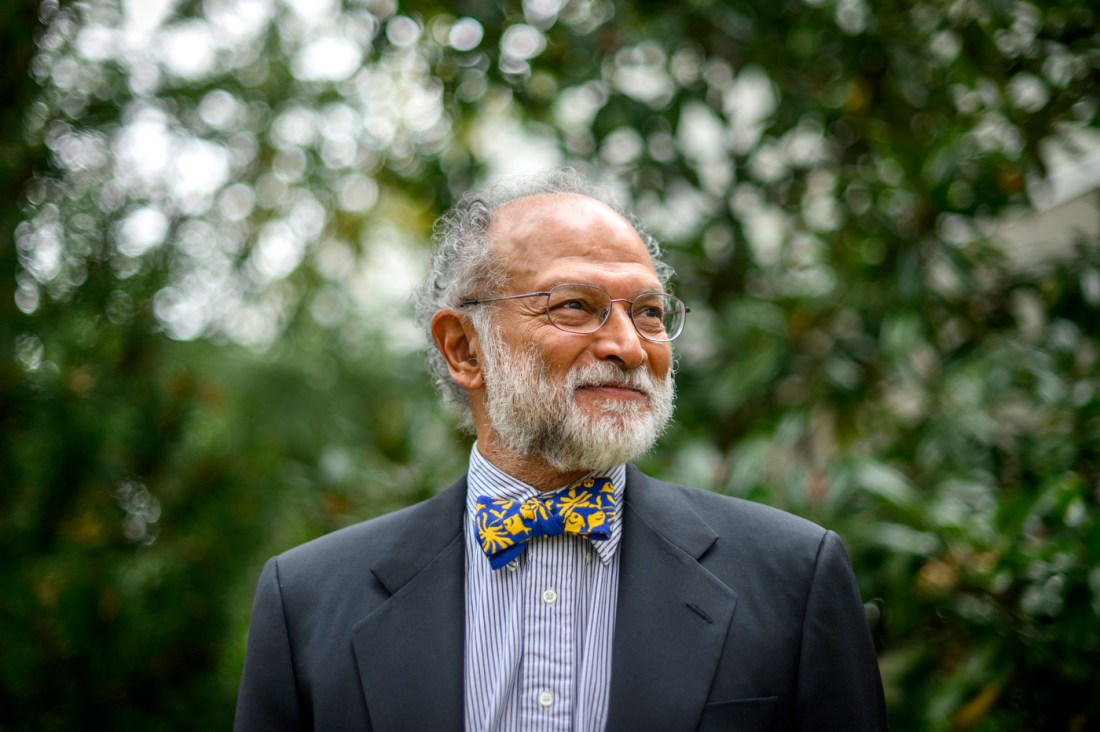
[590,301,647,369]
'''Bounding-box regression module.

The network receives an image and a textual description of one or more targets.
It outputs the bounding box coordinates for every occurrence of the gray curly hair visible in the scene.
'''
[413,168,673,432]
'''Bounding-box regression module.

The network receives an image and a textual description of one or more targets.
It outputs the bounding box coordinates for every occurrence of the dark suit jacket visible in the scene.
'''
[234,466,888,731]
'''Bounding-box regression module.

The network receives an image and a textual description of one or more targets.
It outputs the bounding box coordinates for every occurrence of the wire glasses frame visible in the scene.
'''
[458,283,689,343]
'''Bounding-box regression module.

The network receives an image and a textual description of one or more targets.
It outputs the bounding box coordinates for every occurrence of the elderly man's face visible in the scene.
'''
[474,193,674,472]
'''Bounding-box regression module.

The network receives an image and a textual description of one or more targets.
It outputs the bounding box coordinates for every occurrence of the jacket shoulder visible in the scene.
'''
[272,476,466,586]
[627,467,832,564]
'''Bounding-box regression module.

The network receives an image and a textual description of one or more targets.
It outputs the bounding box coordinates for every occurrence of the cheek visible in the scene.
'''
[532,334,591,373]
[645,344,672,377]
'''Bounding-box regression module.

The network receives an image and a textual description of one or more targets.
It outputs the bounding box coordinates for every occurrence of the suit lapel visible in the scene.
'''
[347,468,738,730]
[606,467,739,730]
[351,477,467,732]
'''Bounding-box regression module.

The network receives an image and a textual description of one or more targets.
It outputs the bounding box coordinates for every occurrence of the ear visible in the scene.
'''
[430,308,485,391]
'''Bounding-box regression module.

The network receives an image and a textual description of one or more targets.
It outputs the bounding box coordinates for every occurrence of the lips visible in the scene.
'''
[576,383,647,399]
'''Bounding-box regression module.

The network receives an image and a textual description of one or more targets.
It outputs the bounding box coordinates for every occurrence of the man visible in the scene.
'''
[234,170,888,731]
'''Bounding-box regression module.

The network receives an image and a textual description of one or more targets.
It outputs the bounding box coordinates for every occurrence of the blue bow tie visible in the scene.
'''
[474,477,617,569]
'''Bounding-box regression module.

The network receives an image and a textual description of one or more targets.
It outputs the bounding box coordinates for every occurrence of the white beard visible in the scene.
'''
[478,324,675,473]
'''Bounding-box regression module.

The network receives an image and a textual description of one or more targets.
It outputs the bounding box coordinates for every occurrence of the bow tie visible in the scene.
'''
[474,477,617,570]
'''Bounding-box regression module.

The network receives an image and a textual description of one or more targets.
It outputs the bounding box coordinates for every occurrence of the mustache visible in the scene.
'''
[566,361,658,394]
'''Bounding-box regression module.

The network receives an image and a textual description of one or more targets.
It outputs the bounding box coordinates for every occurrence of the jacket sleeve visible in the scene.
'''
[796,531,889,731]
[234,557,305,732]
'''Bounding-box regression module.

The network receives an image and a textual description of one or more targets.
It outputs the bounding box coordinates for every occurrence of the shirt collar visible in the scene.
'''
[465,443,625,566]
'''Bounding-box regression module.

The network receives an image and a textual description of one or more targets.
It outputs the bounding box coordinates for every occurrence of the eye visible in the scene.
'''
[633,295,667,320]
[549,296,599,314]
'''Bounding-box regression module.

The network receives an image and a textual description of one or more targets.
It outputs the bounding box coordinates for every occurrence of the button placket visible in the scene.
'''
[517,536,575,728]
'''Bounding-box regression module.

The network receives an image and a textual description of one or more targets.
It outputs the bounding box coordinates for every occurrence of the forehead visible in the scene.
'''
[489,193,659,289]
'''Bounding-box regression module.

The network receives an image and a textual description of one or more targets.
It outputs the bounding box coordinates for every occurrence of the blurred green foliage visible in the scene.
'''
[2,0,1099,730]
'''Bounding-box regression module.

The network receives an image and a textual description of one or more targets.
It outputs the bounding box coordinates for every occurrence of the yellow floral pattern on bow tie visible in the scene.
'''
[474,477,617,569]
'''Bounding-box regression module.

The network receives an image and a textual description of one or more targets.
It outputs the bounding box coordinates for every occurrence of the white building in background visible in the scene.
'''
[997,128,1100,270]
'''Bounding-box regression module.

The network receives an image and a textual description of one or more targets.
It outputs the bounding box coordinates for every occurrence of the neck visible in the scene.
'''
[474,439,590,492]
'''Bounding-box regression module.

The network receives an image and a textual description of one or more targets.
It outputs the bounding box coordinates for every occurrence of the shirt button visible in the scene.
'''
[542,588,558,605]
[538,690,554,708]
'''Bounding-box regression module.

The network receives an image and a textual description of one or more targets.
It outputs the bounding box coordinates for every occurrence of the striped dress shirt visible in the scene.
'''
[464,446,624,732]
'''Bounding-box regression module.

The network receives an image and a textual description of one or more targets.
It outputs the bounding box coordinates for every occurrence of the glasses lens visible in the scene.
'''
[546,285,686,341]
[546,285,607,333]
[631,293,684,341]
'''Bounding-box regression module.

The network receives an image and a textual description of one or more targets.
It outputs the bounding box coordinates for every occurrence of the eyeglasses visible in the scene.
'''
[459,283,689,343]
